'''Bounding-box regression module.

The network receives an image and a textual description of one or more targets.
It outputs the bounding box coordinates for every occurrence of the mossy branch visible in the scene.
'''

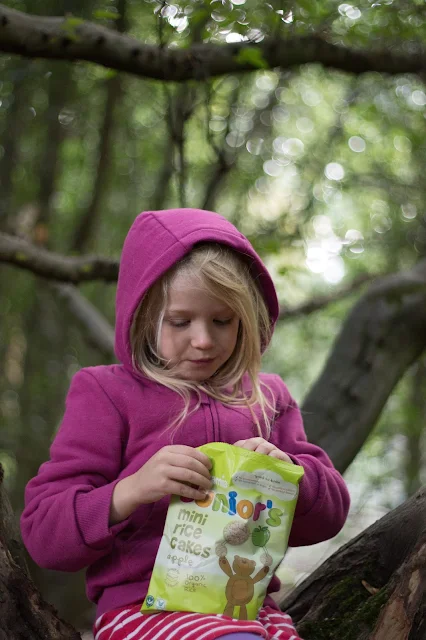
[280,486,426,639]
[0,4,425,81]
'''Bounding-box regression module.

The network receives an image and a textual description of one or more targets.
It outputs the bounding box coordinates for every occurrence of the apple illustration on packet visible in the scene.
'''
[214,521,273,568]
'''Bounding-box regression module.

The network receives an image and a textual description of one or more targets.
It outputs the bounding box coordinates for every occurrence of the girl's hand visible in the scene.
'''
[110,445,212,524]
[233,437,293,464]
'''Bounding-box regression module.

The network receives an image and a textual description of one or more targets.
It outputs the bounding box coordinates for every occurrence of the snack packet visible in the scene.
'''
[142,442,304,620]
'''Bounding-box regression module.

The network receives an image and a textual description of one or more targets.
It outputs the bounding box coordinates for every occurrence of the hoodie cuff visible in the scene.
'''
[75,480,130,549]
[287,454,323,517]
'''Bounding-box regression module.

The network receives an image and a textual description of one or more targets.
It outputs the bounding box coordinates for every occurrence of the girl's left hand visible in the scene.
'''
[233,437,293,464]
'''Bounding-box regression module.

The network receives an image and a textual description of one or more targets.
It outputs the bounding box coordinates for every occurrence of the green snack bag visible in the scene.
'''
[142,442,304,620]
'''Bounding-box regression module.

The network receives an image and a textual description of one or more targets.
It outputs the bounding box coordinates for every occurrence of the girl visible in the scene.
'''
[21,208,350,640]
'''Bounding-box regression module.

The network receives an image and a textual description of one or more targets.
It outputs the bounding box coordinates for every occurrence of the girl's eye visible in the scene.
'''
[169,320,190,328]
[168,318,233,327]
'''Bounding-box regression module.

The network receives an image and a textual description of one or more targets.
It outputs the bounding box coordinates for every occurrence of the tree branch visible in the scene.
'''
[280,485,426,638]
[365,261,426,299]
[52,283,115,358]
[0,466,29,577]
[279,273,378,321]
[0,466,82,640]
[0,231,118,282]
[2,230,426,301]
[0,5,425,81]
[302,279,426,473]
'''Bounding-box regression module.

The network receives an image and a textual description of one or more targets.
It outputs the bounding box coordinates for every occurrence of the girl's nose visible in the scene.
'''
[191,324,214,349]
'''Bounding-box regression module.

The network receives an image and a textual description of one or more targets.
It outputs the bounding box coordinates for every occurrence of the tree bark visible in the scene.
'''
[302,260,426,473]
[279,486,426,640]
[0,466,81,640]
[0,231,119,282]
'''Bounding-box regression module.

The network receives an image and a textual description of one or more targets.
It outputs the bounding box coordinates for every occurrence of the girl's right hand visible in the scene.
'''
[110,445,212,525]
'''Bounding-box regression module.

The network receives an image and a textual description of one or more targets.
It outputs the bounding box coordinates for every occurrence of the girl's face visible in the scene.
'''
[159,270,240,382]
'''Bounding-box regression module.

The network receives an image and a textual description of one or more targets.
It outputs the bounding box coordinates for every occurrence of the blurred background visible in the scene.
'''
[0,0,425,635]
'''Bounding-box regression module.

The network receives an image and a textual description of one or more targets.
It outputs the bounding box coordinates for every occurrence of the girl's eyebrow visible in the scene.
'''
[166,307,232,314]
[165,307,191,313]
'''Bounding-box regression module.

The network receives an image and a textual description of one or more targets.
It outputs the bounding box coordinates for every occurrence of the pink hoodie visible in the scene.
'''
[21,208,350,618]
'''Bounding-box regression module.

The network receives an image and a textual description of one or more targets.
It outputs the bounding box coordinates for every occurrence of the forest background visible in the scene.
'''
[0,0,425,637]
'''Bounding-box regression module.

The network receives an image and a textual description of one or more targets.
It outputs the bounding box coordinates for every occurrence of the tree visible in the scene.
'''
[0,1,425,637]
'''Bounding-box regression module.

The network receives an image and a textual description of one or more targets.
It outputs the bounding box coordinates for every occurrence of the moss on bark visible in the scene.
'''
[297,577,389,640]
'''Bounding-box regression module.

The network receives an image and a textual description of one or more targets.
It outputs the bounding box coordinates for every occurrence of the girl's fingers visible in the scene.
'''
[269,449,292,463]
[165,445,212,470]
[233,438,292,462]
[167,453,212,481]
[254,442,275,455]
[168,465,212,491]
[233,439,260,451]
[168,480,209,501]
[234,438,273,454]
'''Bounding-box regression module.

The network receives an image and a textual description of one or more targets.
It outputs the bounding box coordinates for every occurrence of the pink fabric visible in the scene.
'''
[94,604,302,639]
[21,209,350,620]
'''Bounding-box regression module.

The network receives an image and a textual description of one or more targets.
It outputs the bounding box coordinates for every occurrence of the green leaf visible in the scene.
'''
[63,17,84,28]
[60,16,84,41]
[93,10,120,20]
[235,47,269,70]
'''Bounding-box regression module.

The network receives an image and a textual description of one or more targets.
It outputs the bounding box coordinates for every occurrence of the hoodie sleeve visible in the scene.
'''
[268,376,350,547]
[21,369,139,572]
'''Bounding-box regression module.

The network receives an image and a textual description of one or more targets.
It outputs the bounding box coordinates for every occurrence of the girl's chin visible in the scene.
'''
[178,364,218,382]
[164,359,222,382]
[181,371,214,382]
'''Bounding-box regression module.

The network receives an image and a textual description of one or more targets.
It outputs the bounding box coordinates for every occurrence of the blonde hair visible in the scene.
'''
[131,243,276,435]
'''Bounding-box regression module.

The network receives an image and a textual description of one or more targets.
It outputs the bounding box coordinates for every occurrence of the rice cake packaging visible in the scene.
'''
[142,442,304,620]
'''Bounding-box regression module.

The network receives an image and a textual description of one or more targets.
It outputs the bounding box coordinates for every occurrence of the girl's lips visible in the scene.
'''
[189,359,214,364]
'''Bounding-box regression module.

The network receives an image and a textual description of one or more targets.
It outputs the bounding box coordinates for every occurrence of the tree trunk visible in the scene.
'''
[279,485,426,639]
[0,465,81,640]
[302,291,426,473]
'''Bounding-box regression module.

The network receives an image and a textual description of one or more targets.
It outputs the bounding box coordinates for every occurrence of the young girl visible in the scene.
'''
[21,208,350,640]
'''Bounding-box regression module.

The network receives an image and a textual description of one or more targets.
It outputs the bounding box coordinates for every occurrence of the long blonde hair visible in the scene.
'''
[131,243,276,435]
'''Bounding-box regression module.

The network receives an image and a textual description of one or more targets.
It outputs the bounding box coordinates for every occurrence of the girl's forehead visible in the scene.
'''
[168,269,208,295]
[166,271,229,311]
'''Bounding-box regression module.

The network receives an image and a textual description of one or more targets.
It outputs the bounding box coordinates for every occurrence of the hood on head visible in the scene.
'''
[114,208,279,371]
